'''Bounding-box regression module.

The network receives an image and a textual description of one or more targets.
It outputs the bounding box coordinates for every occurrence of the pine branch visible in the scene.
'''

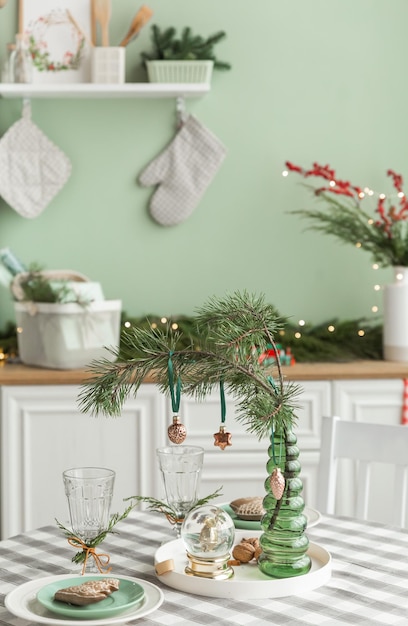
[79,291,300,440]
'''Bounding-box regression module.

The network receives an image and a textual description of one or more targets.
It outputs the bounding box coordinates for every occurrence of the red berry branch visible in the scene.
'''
[285,160,408,267]
[286,161,408,239]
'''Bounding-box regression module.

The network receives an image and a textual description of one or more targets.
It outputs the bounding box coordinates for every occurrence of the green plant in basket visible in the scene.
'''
[141,24,231,70]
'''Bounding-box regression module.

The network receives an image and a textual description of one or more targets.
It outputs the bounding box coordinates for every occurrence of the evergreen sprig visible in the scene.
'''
[125,488,223,527]
[79,291,300,440]
[142,24,231,70]
[56,503,133,565]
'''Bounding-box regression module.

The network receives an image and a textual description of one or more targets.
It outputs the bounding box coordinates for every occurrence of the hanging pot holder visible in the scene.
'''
[0,101,72,218]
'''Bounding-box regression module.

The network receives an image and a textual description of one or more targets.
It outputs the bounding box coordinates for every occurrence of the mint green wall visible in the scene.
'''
[0,1,404,330]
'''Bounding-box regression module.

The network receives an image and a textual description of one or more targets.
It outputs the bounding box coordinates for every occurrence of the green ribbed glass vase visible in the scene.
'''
[257,427,311,578]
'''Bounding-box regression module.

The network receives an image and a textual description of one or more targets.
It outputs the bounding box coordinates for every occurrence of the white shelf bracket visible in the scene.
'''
[176,95,187,127]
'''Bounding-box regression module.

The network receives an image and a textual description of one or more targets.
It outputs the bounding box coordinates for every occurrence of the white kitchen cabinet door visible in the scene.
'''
[328,379,406,525]
[332,378,404,426]
[0,384,166,539]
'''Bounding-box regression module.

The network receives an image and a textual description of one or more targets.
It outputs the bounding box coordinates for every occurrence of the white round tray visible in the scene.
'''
[155,530,331,599]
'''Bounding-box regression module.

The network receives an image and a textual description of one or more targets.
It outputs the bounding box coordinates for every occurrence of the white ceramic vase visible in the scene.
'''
[383,266,408,361]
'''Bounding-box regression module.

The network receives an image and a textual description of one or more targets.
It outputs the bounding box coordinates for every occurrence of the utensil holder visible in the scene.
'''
[91,47,125,84]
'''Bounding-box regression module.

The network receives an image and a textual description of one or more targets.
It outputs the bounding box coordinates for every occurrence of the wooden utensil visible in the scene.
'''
[66,10,94,48]
[18,0,23,33]
[119,5,153,47]
[93,0,111,46]
[90,0,97,45]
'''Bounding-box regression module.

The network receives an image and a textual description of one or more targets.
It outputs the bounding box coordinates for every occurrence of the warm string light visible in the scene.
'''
[291,319,369,340]
[122,317,179,331]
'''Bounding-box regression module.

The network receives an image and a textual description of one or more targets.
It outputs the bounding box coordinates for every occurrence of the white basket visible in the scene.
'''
[146,60,213,84]
[14,300,122,370]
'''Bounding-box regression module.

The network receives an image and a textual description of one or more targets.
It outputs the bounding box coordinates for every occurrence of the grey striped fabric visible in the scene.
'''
[1,512,408,625]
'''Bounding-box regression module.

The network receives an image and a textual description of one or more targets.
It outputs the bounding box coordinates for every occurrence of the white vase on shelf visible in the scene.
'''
[383,266,408,361]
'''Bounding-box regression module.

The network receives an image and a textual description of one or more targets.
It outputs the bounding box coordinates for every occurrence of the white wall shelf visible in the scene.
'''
[0,82,210,99]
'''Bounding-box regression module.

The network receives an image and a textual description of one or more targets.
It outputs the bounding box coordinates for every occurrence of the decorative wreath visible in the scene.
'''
[26,9,85,72]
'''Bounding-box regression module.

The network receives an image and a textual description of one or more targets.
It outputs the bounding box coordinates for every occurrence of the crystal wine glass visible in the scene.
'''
[63,467,115,573]
[156,446,204,537]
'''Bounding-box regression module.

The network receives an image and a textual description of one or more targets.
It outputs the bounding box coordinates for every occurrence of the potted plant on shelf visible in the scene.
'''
[141,24,231,84]
[79,291,311,579]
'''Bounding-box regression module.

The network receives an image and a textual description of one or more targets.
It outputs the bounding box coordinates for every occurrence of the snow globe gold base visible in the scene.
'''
[185,552,234,580]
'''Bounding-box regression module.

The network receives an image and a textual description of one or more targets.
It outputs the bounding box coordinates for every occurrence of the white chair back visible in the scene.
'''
[317,415,408,527]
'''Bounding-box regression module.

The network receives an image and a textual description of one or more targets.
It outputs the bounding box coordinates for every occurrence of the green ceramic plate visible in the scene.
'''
[36,576,145,620]
[221,504,262,530]
[221,504,322,530]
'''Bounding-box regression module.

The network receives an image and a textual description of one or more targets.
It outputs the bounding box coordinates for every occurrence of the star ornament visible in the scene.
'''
[214,426,232,450]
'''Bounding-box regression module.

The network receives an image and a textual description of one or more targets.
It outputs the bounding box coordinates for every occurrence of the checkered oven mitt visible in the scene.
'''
[0,101,72,218]
[139,115,226,226]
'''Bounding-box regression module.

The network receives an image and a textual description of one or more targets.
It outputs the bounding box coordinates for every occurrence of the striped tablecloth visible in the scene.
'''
[0,511,407,625]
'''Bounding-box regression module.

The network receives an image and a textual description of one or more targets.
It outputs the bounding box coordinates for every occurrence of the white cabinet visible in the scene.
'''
[0,384,167,539]
[0,376,405,538]
[332,378,404,426]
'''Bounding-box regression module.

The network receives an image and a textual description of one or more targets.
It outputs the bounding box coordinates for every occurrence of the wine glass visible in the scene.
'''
[63,467,115,573]
[156,446,204,537]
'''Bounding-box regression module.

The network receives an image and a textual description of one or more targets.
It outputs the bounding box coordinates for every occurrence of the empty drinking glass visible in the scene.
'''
[156,445,204,537]
[63,467,115,572]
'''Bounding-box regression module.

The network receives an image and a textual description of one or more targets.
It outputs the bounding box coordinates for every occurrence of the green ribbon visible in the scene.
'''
[268,377,282,465]
[168,351,181,413]
[220,379,226,424]
[270,425,283,466]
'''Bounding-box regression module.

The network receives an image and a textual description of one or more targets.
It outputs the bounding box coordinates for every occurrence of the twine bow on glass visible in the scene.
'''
[67,536,112,575]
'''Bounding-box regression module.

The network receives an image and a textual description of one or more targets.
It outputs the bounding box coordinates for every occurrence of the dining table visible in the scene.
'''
[0,509,408,625]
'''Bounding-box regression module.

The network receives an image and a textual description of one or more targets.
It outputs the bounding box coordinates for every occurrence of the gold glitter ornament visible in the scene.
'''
[270,467,285,500]
[167,415,186,444]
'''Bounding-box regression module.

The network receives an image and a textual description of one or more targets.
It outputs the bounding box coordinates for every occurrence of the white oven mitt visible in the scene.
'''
[0,101,72,218]
[139,115,226,226]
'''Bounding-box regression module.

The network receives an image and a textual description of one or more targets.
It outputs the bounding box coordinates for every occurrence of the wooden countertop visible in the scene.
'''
[1,360,408,385]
